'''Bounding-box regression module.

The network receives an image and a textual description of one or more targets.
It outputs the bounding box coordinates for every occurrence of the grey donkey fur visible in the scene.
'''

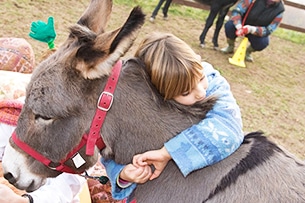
[3,0,305,202]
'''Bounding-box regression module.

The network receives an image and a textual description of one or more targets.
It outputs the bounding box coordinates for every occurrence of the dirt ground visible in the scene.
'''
[1,0,305,159]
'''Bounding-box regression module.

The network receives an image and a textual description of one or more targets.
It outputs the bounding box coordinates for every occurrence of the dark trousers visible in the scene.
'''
[224,20,269,51]
[151,0,172,17]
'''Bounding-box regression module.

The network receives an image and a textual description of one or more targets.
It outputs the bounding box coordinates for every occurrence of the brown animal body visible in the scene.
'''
[2,0,305,202]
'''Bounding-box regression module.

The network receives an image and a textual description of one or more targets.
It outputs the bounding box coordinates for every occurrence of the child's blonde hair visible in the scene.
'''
[135,32,203,100]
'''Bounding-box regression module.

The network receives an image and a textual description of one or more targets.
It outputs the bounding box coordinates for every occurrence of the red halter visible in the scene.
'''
[86,60,122,155]
[11,60,122,173]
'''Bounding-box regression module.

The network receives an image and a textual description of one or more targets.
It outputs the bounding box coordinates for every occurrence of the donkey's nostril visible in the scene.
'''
[4,172,17,185]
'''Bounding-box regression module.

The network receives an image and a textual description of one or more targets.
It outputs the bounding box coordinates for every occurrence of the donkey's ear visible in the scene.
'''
[108,6,145,54]
[75,6,145,79]
[77,0,112,34]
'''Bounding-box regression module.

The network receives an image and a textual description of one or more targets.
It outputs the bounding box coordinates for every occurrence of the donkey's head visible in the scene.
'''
[2,0,145,191]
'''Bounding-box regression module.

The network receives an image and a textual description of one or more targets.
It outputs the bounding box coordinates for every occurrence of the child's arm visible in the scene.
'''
[101,158,151,200]
[101,158,136,200]
[134,62,244,177]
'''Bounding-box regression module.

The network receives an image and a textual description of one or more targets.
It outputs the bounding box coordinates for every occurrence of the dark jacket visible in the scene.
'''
[245,0,285,26]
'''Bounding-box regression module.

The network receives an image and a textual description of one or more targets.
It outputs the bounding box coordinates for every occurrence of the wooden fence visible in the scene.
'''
[172,0,305,33]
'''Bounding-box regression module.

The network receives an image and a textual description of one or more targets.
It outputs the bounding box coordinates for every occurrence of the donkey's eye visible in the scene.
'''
[35,114,52,121]
[34,115,53,124]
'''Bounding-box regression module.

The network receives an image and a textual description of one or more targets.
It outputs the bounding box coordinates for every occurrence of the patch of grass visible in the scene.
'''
[273,28,305,44]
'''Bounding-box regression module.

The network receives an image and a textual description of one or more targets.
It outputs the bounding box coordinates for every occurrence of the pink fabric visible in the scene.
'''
[0,99,23,126]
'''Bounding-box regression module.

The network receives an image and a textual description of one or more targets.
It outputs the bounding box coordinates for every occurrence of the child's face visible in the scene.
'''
[173,70,209,106]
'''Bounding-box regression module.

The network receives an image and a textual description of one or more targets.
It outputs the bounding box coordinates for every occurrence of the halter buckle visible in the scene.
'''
[97,91,113,111]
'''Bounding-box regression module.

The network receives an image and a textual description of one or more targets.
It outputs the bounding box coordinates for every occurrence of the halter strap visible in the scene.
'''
[11,131,88,173]
[86,60,122,155]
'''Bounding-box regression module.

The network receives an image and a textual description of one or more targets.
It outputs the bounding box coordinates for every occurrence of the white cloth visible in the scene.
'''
[29,173,86,203]
[0,123,14,160]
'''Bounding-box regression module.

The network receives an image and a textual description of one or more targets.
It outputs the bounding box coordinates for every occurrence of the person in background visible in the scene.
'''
[102,32,244,202]
[149,0,173,23]
[220,0,285,62]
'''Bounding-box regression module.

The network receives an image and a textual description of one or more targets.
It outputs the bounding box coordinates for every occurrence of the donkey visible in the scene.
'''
[195,0,238,49]
[2,0,305,202]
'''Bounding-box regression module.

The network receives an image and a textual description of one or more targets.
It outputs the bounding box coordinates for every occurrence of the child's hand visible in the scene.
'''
[133,147,171,180]
[119,164,152,184]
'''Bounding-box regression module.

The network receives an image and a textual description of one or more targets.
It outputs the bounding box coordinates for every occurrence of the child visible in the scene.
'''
[102,32,244,201]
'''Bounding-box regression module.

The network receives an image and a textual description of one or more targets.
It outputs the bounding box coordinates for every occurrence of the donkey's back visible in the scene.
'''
[131,132,305,202]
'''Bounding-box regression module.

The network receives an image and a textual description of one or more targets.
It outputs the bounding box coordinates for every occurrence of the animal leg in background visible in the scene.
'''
[212,6,230,48]
[199,0,237,48]
[199,4,220,48]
